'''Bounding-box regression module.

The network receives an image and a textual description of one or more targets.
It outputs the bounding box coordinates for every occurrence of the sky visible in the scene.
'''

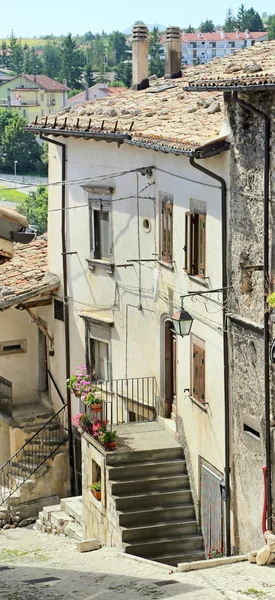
[1,0,274,38]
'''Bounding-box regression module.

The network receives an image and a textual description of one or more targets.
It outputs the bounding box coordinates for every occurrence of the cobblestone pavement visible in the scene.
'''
[0,528,275,600]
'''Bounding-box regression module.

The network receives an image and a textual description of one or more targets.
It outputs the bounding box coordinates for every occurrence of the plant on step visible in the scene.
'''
[93,419,109,438]
[101,430,117,449]
[207,548,224,559]
[72,412,93,433]
[67,365,91,397]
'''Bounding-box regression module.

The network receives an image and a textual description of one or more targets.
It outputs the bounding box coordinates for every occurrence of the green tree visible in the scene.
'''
[42,42,61,79]
[200,19,215,32]
[0,109,15,138]
[114,61,132,88]
[59,33,82,89]
[224,7,237,32]
[268,14,275,39]
[8,31,24,74]
[148,26,165,78]
[243,7,263,31]
[108,31,127,65]
[0,114,42,173]
[18,186,48,235]
[84,64,96,87]
[237,4,246,30]
[184,24,195,33]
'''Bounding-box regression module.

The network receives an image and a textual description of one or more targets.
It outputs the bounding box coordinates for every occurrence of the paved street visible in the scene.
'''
[0,528,275,599]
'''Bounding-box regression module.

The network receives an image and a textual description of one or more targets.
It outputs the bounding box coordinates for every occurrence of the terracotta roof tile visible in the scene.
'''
[0,235,48,300]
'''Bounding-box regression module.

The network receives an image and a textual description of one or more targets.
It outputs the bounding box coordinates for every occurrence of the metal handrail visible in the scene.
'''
[0,404,67,505]
[47,369,66,405]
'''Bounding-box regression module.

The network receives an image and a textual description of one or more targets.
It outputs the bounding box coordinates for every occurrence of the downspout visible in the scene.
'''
[40,133,75,497]
[189,156,231,556]
[231,92,272,530]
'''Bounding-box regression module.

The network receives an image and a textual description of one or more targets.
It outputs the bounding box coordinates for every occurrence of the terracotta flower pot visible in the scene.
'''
[73,390,81,397]
[105,441,116,450]
[92,403,103,413]
[92,489,101,501]
[82,425,93,435]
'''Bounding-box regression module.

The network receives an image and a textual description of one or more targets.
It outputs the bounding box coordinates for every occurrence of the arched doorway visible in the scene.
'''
[163,318,177,419]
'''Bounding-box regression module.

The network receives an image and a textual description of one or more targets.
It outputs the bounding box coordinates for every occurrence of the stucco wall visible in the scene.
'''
[47,136,229,529]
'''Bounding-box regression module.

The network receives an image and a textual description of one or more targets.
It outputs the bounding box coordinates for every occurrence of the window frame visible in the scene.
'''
[90,338,110,381]
[184,210,206,278]
[0,339,27,355]
[192,342,205,404]
[160,192,173,264]
[89,199,113,262]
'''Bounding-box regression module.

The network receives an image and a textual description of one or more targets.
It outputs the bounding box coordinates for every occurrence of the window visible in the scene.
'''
[184,211,206,277]
[54,299,64,322]
[192,343,205,403]
[86,187,113,268]
[90,338,109,381]
[0,339,26,355]
[160,193,173,263]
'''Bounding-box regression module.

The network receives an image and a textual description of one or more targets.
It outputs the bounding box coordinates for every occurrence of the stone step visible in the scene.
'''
[108,459,187,481]
[118,505,196,527]
[115,489,192,512]
[63,521,83,541]
[106,447,184,466]
[49,510,73,529]
[111,474,190,496]
[60,497,82,524]
[12,411,54,427]
[122,520,199,543]
[154,550,206,567]
[123,534,204,559]
[42,504,63,521]
[21,422,61,433]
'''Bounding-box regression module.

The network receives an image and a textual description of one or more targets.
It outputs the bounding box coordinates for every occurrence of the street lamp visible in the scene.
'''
[172,308,193,337]
[14,160,18,177]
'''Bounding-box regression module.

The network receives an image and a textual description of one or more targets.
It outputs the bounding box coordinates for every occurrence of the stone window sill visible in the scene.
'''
[190,395,208,413]
[89,490,105,515]
[158,259,174,271]
[187,274,209,288]
[86,258,114,275]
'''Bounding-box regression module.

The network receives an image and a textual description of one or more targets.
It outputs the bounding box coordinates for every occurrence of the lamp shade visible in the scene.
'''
[172,309,193,337]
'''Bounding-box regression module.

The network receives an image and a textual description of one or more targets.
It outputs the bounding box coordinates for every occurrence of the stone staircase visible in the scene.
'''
[35,496,83,540]
[106,446,205,567]
[0,402,69,512]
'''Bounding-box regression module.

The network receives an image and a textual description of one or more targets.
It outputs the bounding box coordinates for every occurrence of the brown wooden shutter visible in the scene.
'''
[184,211,193,273]
[193,344,205,403]
[198,214,206,277]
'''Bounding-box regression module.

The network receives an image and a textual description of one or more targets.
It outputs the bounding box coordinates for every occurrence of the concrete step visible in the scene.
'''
[153,550,206,567]
[60,497,82,524]
[122,520,199,543]
[115,489,192,511]
[63,521,83,541]
[21,422,61,433]
[111,474,190,496]
[106,447,184,466]
[118,505,196,527]
[108,459,187,481]
[123,534,204,559]
[43,504,63,521]
[49,510,73,529]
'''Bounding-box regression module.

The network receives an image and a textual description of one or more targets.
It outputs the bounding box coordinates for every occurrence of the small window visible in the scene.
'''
[243,423,260,440]
[192,343,205,403]
[54,299,64,322]
[90,338,109,381]
[184,211,206,277]
[160,193,173,263]
[89,195,113,263]
[40,93,44,101]
[0,339,27,355]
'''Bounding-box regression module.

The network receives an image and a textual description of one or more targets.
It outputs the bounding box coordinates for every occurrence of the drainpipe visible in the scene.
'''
[231,92,272,531]
[189,156,231,556]
[40,133,75,497]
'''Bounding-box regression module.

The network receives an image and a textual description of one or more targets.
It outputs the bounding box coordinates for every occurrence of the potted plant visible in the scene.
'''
[93,419,109,439]
[67,366,91,397]
[72,413,93,435]
[84,388,103,413]
[101,430,117,450]
[90,481,101,501]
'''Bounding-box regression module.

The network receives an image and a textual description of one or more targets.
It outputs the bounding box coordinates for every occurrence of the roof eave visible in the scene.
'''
[127,138,229,158]
[0,273,60,311]
[184,83,275,92]
[25,126,131,143]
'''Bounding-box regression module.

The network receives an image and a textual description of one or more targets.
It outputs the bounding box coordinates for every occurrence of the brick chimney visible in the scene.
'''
[132,22,149,90]
[165,26,182,79]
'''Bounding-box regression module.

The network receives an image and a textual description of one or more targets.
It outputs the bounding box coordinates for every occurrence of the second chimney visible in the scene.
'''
[165,26,182,79]
[132,22,149,90]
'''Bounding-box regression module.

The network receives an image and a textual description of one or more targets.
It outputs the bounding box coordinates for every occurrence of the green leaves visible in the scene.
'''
[18,186,48,235]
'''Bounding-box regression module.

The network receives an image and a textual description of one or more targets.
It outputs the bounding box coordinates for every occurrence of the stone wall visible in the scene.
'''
[81,433,121,547]
[225,91,275,552]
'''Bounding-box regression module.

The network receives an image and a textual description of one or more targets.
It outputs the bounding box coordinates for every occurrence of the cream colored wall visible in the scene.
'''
[0,307,39,404]
[47,138,229,502]
[0,418,10,465]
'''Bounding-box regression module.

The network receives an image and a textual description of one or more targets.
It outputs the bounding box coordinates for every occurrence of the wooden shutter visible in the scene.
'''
[198,214,206,277]
[193,344,205,403]
[162,201,173,262]
[184,212,193,273]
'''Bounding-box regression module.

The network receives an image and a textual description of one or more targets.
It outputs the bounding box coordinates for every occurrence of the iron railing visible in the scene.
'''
[0,376,12,420]
[0,404,67,506]
[80,376,157,428]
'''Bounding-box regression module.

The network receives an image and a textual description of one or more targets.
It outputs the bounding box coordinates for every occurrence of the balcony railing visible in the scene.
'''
[0,376,12,420]
[80,376,157,428]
